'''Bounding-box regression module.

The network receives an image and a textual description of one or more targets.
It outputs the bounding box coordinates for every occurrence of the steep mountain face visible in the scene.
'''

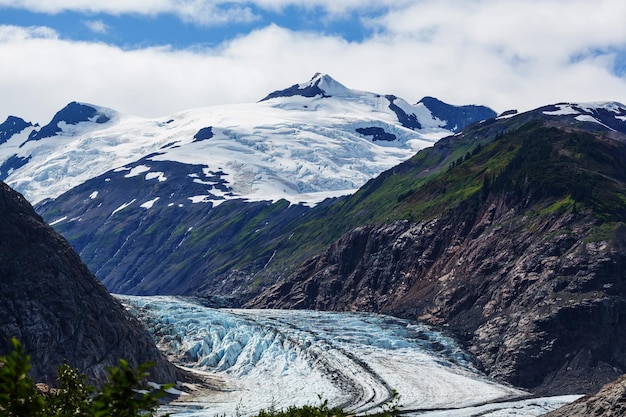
[20,75,495,296]
[544,374,626,417]
[0,116,32,146]
[0,181,180,385]
[416,96,497,132]
[2,73,474,206]
[247,102,626,395]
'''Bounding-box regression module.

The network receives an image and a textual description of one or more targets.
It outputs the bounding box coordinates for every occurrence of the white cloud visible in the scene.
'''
[83,19,109,34]
[1,0,626,125]
[0,1,405,26]
[0,0,402,14]
[0,24,58,41]
[0,1,260,26]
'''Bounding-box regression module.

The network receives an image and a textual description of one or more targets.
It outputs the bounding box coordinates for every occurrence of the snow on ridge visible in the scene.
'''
[304,73,355,97]
[543,101,626,117]
[124,165,151,178]
[1,83,452,206]
[542,103,581,116]
[578,101,626,113]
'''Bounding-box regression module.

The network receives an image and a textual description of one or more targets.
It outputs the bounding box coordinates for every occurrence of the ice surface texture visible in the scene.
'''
[116,296,572,417]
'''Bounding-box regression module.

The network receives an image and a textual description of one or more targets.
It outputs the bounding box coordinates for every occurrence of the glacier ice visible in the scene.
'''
[117,296,577,417]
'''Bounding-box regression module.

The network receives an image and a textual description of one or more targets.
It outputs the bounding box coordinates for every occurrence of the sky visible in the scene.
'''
[1,0,626,124]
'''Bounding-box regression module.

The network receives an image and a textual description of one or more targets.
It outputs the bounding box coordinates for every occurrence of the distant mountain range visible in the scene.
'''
[0,73,495,206]
[3,73,626,397]
[0,74,495,296]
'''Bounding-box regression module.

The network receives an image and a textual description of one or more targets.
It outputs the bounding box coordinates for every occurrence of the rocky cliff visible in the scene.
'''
[0,181,180,385]
[248,114,626,395]
[544,374,626,416]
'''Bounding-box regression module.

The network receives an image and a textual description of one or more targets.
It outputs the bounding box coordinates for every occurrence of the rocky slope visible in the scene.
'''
[0,181,181,385]
[248,104,626,395]
[30,75,495,296]
[544,374,626,416]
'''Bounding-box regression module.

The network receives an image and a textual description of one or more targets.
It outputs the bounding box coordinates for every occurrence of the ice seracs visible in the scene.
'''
[119,295,578,417]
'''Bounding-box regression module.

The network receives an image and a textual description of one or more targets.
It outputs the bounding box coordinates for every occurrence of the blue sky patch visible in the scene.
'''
[0,5,382,50]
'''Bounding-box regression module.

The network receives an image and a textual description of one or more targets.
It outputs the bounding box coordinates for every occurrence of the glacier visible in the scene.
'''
[0,75,454,207]
[118,296,578,417]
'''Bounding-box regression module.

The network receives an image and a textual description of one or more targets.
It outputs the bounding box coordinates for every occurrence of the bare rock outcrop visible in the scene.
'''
[0,181,181,385]
[249,194,626,395]
[544,374,626,416]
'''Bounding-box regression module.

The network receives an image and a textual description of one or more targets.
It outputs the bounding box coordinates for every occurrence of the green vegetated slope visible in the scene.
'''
[247,114,626,395]
[252,115,626,292]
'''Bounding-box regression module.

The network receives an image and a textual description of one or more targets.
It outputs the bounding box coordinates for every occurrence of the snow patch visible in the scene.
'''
[124,165,151,178]
[575,115,616,131]
[543,104,580,116]
[49,216,67,226]
[145,171,167,182]
[140,197,160,209]
[188,195,225,206]
[111,199,136,215]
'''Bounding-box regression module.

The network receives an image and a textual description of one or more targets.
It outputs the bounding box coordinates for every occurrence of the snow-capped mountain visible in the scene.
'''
[0,73,487,207]
[0,74,497,296]
[537,101,626,131]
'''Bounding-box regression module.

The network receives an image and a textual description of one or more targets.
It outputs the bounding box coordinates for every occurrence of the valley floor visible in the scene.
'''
[118,296,578,417]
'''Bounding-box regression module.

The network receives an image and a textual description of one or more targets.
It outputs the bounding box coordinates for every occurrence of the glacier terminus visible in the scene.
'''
[119,296,579,417]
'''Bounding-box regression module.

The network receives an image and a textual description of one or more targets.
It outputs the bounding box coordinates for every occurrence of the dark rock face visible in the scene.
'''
[544,374,626,416]
[27,102,110,142]
[259,73,330,101]
[418,96,497,132]
[355,127,397,142]
[193,126,214,142]
[0,116,32,145]
[0,154,31,180]
[0,181,180,385]
[249,195,626,395]
[386,95,422,130]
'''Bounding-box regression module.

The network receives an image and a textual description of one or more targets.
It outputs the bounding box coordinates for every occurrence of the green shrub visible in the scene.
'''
[0,338,171,417]
[0,338,44,416]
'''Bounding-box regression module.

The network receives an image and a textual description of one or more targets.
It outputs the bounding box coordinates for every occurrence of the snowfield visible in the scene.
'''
[118,296,578,417]
[1,75,452,207]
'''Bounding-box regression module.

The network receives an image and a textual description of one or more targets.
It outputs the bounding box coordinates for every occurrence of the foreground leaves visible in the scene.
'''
[0,338,171,417]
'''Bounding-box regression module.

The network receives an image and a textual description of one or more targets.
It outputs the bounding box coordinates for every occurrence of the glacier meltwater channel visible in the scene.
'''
[117,296,578,417]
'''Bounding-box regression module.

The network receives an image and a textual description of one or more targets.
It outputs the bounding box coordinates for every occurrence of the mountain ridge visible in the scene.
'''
[245,104,626,395]
[0,181,181,385]
[26,75,497,296]
[2,73,487,206]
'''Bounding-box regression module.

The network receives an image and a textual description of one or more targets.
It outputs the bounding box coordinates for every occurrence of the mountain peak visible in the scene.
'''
[532,101,626,134]
[417,96,497,132]
[259,73,353,101]
[27,101,112,142]
[0,116,32,145]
